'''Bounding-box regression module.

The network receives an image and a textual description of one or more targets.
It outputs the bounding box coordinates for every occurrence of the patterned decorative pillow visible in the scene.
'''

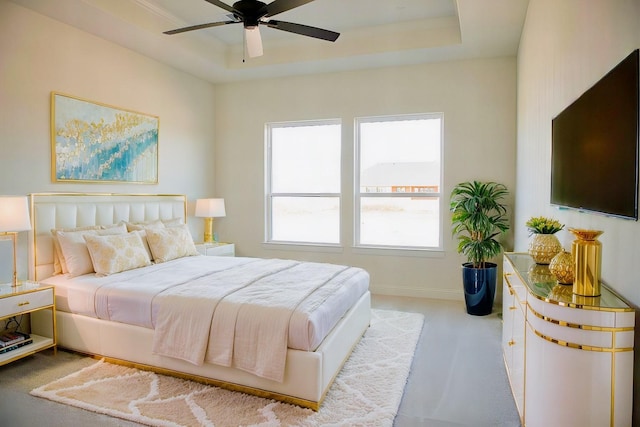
[146,225,199,263]
[56,224,128,277]
[84,232,151,276]
[132,230,154,261]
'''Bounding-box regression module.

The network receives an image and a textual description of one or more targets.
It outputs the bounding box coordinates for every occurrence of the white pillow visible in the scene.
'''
[125,219,165,232]
[162,217,183,227]
[146,225,199,263]
[100,223,128,235]
[56,223,128,277]
[84,232,151,276]
[51,225,102,274]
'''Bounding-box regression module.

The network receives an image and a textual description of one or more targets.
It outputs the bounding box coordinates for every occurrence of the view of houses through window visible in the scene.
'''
[266,113,442,249]
[356,114,443,249]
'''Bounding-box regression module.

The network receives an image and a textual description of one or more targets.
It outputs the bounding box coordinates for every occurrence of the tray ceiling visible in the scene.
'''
[10,0,529,83]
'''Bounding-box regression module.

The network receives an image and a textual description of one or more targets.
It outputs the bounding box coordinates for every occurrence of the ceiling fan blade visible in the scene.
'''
[265,0,315,17]
[245,26,264,57]
[164,20,238,35]
[204,0,235,14]
[265,20,339,42]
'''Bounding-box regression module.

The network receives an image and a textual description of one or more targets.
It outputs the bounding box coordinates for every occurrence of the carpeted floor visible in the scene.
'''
[0,296,521,426]
[29,309,423,427]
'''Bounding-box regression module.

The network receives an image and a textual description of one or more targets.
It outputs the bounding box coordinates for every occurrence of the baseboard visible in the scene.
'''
[370,284,463,301]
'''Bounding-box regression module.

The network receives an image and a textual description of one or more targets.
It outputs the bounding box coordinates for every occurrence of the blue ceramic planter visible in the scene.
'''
[462,262,497,316]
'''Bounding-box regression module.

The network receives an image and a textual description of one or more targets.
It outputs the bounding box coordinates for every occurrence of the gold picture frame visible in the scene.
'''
[51,92,159,184]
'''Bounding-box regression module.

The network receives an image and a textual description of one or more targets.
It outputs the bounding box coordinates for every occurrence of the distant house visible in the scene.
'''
[360,162,440,194]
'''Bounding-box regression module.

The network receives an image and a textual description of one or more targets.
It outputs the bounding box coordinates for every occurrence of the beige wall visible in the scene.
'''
[214,58,517,299]
[1,2,518,301]
[516,0,640,421]
[0,2,217,279]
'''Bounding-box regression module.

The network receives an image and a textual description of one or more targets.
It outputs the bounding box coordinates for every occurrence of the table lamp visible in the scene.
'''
[0,196,31,287]
[195,198,226,243]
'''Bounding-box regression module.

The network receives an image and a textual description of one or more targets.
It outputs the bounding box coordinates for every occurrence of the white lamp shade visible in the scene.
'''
[0,196,31,232]
[195,198,226,218]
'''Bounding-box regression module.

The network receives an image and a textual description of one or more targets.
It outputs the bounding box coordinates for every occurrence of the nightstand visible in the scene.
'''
[195,242,235,257]
[0,282,56,366]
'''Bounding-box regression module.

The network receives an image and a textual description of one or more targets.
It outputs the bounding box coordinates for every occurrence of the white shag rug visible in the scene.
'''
[31,309,424,427]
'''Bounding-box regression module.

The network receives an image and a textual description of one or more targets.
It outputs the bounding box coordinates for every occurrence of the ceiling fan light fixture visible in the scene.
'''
[165,0,340,59]
[245,26,263,58]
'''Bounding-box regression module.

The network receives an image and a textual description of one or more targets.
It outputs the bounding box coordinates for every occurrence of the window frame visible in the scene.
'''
[264,119,342,246]
[354,113,444,251]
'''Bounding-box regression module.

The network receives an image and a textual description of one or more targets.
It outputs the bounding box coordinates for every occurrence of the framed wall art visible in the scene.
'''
[51,92,159,184]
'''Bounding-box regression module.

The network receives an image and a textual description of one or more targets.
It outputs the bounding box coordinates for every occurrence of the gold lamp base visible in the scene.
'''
[1,232,19,287]
[203,217,214,243]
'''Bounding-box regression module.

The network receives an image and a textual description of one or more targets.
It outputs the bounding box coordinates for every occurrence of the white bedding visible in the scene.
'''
[40,255,370,354]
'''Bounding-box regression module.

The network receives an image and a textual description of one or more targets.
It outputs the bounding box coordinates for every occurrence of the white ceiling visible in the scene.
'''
[10,0,530,83]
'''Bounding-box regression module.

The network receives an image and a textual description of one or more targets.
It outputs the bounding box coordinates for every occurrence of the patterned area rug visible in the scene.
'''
[31,309,423,427]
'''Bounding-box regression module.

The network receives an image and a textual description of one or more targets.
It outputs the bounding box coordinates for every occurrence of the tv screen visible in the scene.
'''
[551,49,639,220]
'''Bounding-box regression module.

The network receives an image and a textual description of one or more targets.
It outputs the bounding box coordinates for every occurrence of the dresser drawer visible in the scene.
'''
[196,243,235,257]
[0,288,54,317]
[528,292,616,328]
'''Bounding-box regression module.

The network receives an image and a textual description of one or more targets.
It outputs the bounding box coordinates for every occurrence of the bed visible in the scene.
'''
[28,193,371,410]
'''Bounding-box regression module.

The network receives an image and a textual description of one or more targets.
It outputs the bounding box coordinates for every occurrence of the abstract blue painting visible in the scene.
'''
[52,92,159,183]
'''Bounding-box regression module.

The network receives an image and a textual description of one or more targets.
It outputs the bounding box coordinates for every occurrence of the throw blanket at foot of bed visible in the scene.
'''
[152,258,363,382]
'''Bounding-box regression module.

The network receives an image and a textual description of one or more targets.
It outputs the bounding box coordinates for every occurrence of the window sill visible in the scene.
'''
[352,246,445,258]
[261,242,344,254]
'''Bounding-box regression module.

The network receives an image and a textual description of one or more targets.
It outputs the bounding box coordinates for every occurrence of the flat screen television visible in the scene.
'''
[551,49,639,220]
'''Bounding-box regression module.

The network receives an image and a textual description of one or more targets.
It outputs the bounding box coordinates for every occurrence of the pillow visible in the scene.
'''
[124,220,188,262]
[146,225,199,263]
[56,229,100,277]
[162,217,183,227]
[100,223,128,235]
[84,232,151,276]
[132,230,154,261]
[125,219,165,232]
[51,225,102,274]
[56,224,128,277]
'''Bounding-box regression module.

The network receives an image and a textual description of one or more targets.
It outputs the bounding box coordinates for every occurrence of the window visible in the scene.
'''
[355,114,443,249]
[266,120,341,244]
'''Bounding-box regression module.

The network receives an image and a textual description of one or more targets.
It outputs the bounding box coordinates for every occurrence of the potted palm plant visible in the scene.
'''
[450,181,510,315]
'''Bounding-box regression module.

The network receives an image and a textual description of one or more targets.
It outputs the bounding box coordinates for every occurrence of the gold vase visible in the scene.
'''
[548,283,574,302]
[527,263,555,284]
[569,228,603,297]
[548,251,574,284]
[528,233,562,264]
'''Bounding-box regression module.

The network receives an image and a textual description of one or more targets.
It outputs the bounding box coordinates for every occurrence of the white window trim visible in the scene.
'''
[265,119,342,246]
[354,113,445,251]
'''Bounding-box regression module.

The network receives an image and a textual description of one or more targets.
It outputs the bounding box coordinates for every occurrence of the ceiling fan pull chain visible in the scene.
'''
[242,27,246,63]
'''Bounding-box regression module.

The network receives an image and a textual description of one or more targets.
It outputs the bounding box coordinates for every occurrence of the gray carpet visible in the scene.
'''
[0,296,521,426]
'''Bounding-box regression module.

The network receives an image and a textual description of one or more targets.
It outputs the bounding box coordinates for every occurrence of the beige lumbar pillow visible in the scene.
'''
[84,232,152,276]
[145,225,199,263]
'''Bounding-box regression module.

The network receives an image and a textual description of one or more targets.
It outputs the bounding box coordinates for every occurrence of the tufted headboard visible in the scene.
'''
[29,193,187,281]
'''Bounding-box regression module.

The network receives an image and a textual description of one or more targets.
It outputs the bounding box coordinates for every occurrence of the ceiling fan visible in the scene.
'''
[164,0,340,58]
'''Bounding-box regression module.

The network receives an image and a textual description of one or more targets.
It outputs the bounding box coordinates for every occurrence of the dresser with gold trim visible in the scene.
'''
[502,253,634,427]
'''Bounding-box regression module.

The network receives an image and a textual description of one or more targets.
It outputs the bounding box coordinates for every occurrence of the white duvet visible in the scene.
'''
[41,255,369,382]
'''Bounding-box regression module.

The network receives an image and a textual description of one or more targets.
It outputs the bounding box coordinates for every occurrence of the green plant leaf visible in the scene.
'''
[450,180,510,268]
